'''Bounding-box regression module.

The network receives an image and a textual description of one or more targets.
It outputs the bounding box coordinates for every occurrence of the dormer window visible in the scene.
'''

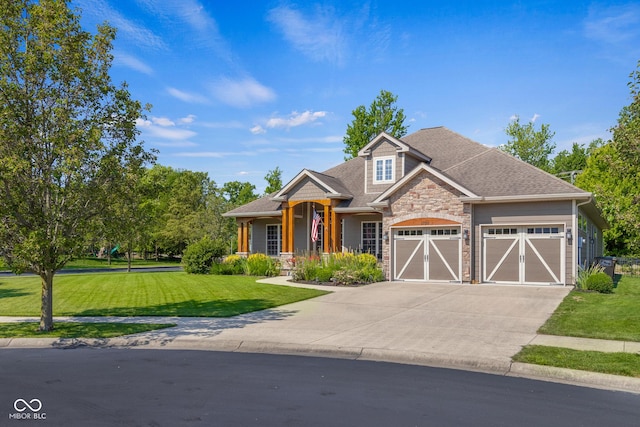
[374,156,395,183]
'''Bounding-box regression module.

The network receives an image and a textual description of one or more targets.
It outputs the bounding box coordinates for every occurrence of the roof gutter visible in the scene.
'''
[459,193,592,203]
[222,211,282,218]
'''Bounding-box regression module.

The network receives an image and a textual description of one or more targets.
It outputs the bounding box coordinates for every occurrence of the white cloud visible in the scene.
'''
[530,113,540,123]
[267,5,346,66]
[153,140,198,148]
[114,52,153,75]
[200,121,244,129]
[210,77,276,108]
[136,116,196,141]
[76,0,166,49]
[250,125,267,134]
[152,117,175,127]
[266,111,327,129]
[179,115,197,124]
[167,87,209,104]
[135,0,234,63]
[584,4,640,44]
[276,135,343,144]
[146,127,196,140]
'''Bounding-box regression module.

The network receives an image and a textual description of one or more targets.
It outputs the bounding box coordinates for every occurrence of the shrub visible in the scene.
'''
[212,255,246,275]
[356,253,378,269]
[182,237,225,274]
[576,263,605,290]
[585,272,614,293]
[246,253,280,277]
[291,255,321,281]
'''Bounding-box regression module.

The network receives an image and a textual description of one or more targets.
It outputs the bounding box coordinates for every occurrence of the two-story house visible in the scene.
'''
[223,126,606,285]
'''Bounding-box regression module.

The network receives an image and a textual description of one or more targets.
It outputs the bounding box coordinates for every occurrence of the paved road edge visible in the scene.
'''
[2,336,640,394]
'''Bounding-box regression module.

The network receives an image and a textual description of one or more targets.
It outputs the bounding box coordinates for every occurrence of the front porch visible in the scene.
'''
[235,199,384,271]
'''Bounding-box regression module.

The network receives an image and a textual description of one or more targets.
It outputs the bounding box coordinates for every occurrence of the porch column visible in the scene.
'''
[323,204,331,253]
[331,209,340,252]
[281,205,289,253]
[281,203,295,254]
[237,220,250,255]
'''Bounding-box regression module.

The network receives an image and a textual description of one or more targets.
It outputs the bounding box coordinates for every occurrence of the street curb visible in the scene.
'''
[2,335,640,394]
[508,362,640,394]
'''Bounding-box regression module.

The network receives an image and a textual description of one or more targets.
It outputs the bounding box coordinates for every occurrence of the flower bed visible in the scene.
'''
[290,252,384,286]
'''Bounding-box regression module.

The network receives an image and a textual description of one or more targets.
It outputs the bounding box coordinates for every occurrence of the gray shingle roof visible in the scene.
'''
[225,126,589,217]
[404,127,587,197]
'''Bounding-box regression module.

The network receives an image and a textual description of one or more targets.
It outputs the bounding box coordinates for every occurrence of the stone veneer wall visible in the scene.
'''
[381,170,472,282]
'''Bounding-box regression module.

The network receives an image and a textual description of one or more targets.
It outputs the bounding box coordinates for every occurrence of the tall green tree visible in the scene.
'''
[0,0,154,330]
[576,60,640,255]
[222,181,258,207]
[343,90,408,159]
[501,116,556,172]
[551,139,602,182]
[264,166,283,195]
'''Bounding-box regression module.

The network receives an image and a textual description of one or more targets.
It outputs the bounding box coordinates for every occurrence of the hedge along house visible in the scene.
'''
[223,127,607,285]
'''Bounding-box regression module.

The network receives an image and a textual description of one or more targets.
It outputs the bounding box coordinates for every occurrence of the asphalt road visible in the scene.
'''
[2,349,639,426]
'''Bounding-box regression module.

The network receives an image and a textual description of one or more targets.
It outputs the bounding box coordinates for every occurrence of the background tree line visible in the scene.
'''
[498,60,640,256]
[91,165,284,263]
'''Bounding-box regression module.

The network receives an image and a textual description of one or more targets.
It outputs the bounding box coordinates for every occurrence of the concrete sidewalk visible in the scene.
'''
[1,276,640,394]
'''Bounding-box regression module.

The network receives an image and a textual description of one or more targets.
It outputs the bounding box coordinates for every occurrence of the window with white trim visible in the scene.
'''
[362,222,383,259]
[374,156,395,183]
[266,224,281,256]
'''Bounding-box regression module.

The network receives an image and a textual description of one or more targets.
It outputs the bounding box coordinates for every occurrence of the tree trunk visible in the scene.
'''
[127,244,132,272]
[39,270,54,332]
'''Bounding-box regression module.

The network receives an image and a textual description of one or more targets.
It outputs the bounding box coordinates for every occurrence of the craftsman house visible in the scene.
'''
[223,127,606,285]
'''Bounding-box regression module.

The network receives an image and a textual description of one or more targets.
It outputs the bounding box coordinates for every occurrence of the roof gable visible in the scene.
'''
[273,169,352,201]
[372,163,479,205]
[358,132,432,163]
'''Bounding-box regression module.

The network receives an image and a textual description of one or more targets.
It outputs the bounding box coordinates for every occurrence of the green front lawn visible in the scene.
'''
[0,322,176,338]
[514,345,640,378]
[0,272,328,317]
[539,275,640,341]
[514,275,640,377]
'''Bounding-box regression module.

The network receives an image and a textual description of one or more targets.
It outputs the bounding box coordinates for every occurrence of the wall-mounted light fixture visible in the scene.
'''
[566,228,572,240]
[463,229,469,240]
[383,231,389,242]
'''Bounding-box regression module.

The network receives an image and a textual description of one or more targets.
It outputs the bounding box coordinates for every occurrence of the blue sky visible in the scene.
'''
[73,0,640,193]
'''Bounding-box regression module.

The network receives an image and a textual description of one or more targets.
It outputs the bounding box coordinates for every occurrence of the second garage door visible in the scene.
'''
[393,227,462,282]
[482,225,565,285]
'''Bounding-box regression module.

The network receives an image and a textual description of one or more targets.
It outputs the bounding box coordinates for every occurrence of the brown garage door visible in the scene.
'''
[483,225,564,285]
[394,228,462,282]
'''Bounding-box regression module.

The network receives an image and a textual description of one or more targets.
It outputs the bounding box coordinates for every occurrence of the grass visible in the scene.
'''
[0,322,176,338]
[62,257,179,269]
[514,275,640,377]
[514,345,640,378]
[0,271,328,317]
[538,275,640,341]
[0,256,179,271]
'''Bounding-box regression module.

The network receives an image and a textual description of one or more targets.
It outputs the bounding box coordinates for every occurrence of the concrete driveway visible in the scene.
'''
[0,278,570,374]
[135,277,571,373]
